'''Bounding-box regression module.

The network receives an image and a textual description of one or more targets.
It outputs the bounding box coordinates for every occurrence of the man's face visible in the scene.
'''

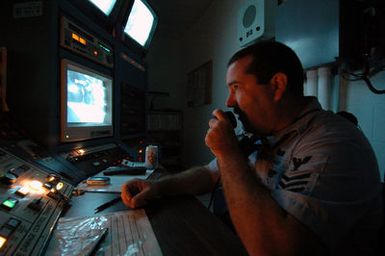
[226,56,276,136]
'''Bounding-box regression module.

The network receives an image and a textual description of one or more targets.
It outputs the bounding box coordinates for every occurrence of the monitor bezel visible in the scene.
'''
[64,0,123,33]
[60,59,114,143]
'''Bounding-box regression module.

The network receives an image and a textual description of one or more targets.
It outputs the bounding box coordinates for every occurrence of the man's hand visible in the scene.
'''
[121,179,159,208]
[205,109,239,157]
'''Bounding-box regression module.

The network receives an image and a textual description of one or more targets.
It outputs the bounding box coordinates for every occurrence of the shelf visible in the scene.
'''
[146,110,183,171]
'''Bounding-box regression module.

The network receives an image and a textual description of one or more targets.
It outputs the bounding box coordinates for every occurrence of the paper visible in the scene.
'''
[51,209,162,256]
[75,169,154,193]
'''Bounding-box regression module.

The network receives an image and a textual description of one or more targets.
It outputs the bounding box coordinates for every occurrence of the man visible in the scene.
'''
[121,41,383,255]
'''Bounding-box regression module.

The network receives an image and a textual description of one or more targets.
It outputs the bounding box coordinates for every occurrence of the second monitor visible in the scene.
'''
[60,59,113,142]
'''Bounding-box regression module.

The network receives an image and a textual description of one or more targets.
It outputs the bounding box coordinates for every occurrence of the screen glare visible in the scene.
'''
[87,0,116,15]
[67,69,111,125]
[124,0,155,46]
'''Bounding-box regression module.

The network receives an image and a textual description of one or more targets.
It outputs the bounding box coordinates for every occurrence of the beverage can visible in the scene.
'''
[145,145,158,169]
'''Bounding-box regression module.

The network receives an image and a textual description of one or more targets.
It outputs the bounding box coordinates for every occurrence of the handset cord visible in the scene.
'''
[207,175,221,211]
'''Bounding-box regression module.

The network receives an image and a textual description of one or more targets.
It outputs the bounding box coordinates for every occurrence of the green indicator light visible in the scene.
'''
[98,43,111,53]
[2,198,17,209]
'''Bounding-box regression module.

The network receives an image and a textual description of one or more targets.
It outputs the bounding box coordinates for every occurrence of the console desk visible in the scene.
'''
[53,190,247,256]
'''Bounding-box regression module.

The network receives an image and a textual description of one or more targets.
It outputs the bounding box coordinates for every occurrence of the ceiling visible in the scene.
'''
[146,0,215,39]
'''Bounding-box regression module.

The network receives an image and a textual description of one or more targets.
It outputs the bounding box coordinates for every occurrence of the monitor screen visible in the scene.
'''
[87,0,117,15]
[61,59,113,142]
[123,0,158,48]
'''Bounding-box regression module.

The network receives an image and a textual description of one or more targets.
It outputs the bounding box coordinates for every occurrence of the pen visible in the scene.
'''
[94,196,121,213]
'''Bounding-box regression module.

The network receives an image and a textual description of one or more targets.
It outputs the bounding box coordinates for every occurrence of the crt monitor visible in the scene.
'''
[65,0,122,33]
[123,0,158,49]
[61,59,113,142]
[86,0,117,16]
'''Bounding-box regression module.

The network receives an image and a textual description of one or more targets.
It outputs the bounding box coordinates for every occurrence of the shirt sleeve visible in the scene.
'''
[205,158,219,173]
[270,131,383,253]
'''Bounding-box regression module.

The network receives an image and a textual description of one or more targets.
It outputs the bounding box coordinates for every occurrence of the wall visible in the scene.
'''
[341,73,385,181]
[178,0,245,167]
[275,0,339,69]
[146,37,184,110]
[147,0,245,167]
[147,0,385,180]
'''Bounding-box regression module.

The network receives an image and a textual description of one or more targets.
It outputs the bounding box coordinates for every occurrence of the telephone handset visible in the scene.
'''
[224,111,260,156]
[224,111,237,128]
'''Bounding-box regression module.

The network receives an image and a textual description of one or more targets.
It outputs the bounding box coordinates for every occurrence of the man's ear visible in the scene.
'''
[270,72,288,102]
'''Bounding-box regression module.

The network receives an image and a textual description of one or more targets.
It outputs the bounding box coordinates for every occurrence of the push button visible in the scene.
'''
[1,198,18,210]
[6,218,21,229]
[0,236,6,250]
[15,186,30,197]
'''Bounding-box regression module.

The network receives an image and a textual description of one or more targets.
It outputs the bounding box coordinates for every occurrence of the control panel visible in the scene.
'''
[0,147,73,256]
[58,142,138,176]
[60,16,113,68]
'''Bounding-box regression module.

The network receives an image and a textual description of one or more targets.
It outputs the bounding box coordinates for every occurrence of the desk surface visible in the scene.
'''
[62,192,247,255]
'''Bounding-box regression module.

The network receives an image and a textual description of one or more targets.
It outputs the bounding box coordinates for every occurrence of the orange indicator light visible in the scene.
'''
[47,176,55,182]
[71,33,79,41]
[0,236,6,249]
[79,37,86,45]
[77,149,86,155]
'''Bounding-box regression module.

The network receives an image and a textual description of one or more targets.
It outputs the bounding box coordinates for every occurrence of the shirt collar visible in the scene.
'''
[266,96,323,148]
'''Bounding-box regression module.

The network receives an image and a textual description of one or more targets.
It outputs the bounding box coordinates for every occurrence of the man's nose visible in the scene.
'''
[226,93,235,107]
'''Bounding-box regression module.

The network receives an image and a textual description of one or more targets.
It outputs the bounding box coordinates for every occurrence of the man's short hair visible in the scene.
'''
[228,41,304,97]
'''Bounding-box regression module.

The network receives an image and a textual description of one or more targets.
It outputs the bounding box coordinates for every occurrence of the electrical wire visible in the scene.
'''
[342,65,385,94]
[361,75,385,94]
